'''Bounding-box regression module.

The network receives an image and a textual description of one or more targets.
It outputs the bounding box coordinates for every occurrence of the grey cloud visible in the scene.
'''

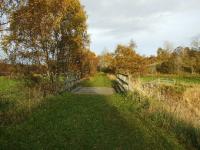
[81,0,200,55]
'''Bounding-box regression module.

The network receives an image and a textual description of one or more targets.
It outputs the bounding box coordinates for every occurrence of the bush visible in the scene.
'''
[156,61,176,74]
[24,74,43,87]
[182,66,193,73]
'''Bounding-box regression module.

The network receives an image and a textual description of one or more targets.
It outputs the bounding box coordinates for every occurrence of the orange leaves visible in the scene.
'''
[114,44,146,75]
[3,0,90,77]
[81,50,98,75]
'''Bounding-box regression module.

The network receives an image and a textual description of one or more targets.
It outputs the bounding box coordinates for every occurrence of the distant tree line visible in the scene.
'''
[155,45,200,74]
[99,39,200,75]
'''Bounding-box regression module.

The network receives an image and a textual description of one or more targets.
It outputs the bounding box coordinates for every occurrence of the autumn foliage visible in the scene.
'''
[99,40,200,76]
[0,0,98,79]
[99,43,146,75]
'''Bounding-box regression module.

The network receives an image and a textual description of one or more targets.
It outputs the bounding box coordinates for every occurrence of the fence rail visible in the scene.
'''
[116,73,176,93]
[116,73,131,92]
[64,73,82,91]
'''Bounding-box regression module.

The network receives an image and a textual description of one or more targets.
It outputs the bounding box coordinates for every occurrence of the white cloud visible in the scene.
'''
[81,0,200,55]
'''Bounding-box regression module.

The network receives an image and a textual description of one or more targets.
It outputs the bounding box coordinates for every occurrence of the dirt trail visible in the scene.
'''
[72,87,115,95]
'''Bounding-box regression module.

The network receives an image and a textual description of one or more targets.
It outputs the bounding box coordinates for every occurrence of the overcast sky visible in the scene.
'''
[81,0,200,56]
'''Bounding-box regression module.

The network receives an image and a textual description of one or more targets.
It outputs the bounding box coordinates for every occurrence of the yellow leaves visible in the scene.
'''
[114,44,146,74]
[10,0,73,38]
[5,0,89,76]
[81,49,98,74]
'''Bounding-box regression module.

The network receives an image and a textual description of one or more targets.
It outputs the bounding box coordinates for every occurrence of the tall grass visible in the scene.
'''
[0,78,42,125]
[131,78,200,126]
[127,78,200,149]
[0,76,65,125]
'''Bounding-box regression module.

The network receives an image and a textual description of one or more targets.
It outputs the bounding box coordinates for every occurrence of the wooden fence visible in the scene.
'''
[116,73,133,92]
[64,73,82,91]
[116,73,176,93]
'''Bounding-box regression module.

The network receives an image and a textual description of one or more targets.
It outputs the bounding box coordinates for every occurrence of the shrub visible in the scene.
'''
[156,61,176,74]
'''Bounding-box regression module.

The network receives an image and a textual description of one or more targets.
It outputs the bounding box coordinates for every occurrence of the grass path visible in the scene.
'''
[0,73,185,149]
[80,73,113,87]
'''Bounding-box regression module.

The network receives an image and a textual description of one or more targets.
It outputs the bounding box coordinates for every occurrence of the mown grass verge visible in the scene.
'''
[0,73,186,149]
[0,93,184,149]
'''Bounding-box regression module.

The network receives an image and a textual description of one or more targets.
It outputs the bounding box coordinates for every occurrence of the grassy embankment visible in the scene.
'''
[0,73,189,149]
[0,76,45,124]
[130,74,200,149]
[0,75,66,125]
[137,75,200,126]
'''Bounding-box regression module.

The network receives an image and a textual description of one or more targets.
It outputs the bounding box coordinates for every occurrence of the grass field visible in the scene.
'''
[0,73,189,149]
[0,77,21,113]
[0,76,45,125]
[0,93,186,150]
[140,75,200,84]
[0,77,19,91]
